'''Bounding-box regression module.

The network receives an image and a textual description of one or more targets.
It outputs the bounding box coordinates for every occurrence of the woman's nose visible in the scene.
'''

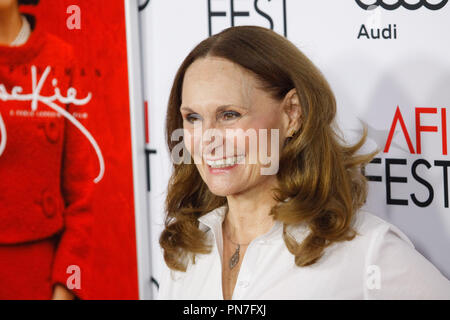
[200,123,225,156]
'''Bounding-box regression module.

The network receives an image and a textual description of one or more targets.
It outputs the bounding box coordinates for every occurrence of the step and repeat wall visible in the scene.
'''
[2,0,448,300]
[139,0,450,298]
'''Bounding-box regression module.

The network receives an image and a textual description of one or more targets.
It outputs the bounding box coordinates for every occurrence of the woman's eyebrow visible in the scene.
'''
[180,104,247,112]
[180,106,195,112]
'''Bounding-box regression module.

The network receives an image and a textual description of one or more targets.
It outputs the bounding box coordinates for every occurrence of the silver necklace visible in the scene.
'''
[223,226,251,270]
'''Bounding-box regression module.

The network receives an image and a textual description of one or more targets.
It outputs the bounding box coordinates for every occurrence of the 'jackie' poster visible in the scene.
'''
[0,0,140,299]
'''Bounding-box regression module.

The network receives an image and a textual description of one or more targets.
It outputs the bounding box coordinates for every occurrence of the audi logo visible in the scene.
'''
[355,0,448,10]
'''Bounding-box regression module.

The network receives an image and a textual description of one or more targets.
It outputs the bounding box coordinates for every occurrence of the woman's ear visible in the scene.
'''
[282,88,302,137]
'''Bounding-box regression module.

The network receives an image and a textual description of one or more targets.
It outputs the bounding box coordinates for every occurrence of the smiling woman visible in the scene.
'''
[158,25,450,300]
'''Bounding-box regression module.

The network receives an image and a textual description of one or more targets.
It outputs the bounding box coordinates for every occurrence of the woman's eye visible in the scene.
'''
[221,111,241,121]
[185,113,201,123]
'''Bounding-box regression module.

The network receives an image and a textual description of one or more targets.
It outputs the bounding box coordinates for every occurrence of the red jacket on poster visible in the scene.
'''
[0,17,99,299]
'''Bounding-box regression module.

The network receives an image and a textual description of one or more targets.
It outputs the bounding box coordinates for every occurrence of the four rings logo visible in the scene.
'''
[355,0,448,10]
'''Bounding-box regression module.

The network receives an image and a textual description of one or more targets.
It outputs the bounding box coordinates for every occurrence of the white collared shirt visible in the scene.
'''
[157,205,450,299]
[10,15,31,47]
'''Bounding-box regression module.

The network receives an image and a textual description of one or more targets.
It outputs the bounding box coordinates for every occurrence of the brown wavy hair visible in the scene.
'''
[160,26,376,272]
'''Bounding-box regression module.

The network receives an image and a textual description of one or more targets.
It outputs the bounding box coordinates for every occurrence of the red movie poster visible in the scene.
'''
[0,0,139,299]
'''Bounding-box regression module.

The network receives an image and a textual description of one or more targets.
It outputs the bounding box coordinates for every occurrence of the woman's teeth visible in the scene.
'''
[206,155,245,168]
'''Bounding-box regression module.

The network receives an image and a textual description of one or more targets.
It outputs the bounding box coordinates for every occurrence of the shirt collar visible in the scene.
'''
[10,15,31,47]
[198,202,307,245]
[198,205,227,234]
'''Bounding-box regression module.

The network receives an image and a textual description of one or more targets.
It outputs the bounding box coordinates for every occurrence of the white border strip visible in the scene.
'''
[124,0,152,300]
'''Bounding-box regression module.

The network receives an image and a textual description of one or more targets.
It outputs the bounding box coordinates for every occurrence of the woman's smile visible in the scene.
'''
[205,154,245,175]
[205,154,245,167]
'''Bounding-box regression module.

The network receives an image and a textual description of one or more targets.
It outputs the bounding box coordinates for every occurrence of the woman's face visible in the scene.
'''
[180,56,290,197]
[0,0,17,11]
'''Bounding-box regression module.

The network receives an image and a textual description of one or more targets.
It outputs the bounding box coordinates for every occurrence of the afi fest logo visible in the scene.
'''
[207,0,287,36]
[365,106,449,209]
[355,0,448,10]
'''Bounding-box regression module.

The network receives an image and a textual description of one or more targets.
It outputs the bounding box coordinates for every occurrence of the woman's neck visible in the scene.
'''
[0,3,22,46]
[224,176,279,244]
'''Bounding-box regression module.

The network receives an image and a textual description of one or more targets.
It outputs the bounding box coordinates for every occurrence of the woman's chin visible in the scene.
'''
[207,187,234,197]
[206,183,242,197]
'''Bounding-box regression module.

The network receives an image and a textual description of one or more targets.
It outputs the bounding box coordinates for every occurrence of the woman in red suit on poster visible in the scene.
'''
[0,0,100,299]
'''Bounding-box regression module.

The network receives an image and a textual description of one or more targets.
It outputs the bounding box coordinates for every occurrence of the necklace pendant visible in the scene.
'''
[229,244,240,270]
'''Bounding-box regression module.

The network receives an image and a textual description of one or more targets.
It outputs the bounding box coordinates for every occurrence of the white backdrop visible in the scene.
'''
[138,0,450,298]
